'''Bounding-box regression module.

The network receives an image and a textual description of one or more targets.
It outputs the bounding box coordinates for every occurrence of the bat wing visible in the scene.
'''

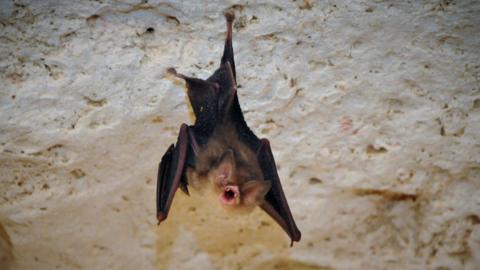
[257,139,302,245]
[156,124,193,223]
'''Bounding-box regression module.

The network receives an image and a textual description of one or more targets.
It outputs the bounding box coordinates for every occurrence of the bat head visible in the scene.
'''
[209,149,271,209]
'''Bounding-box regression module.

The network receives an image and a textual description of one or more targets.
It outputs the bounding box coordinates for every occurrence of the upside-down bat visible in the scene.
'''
[156,11,301,245]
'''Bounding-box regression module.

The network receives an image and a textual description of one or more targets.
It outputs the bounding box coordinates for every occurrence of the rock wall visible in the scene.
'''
[1,0,479,269]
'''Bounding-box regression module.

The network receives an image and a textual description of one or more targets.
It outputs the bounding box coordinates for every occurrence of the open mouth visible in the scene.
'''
[220,185,239,205]
[224,189,235,200]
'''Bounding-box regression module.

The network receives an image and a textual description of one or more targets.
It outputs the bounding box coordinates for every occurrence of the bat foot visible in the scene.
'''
[167,67,188,81]
[224,10,235,22]
[167,67,177,75]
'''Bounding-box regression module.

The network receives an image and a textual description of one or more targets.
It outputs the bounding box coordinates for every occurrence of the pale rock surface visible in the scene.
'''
[1,0,479,269]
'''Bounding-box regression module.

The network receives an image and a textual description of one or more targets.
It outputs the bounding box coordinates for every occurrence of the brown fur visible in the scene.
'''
[195,122,264,182]
[188,122,267,209]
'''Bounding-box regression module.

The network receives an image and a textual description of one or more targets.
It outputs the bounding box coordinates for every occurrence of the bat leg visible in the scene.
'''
[257,139,301,245]
[217,62,237,116]
[221,10,236,82]
[168,67,218,91]
[156,124,190,224]
[167,67,187,80]
[205,60,236,120]
[167,67,221,129]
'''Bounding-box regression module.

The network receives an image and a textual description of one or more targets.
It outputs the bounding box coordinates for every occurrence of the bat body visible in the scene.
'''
[157,11,301,244]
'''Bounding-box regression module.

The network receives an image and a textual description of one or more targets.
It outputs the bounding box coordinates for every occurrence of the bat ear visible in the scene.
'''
[241,180,271,206]
[213,149,235,186]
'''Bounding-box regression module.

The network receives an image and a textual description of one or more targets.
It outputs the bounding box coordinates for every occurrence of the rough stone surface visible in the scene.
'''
[1,1,480,269]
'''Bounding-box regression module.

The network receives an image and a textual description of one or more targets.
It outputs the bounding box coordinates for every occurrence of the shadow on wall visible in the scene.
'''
[155,188,300,269]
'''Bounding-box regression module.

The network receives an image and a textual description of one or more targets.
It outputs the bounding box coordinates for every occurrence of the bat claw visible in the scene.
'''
[224,10,235,22]
[157,212,167,224]
[167,67,188,80]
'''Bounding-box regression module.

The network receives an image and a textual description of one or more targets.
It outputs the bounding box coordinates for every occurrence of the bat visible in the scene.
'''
[156,10,301,245]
